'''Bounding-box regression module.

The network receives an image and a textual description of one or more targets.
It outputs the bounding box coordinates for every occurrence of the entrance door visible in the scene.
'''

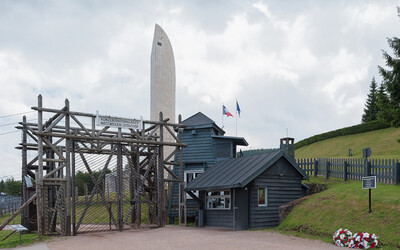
[234,187,248,230]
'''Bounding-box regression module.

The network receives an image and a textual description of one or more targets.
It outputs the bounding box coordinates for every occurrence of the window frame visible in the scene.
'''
[184,169,204,199]
[205,189,231,210]
[258,187,268,207]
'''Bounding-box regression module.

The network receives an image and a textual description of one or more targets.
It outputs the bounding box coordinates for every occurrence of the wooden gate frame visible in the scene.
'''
[17,95,187,237]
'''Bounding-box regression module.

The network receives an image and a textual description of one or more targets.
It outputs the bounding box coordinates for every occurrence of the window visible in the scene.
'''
[184,170,203,199]
[206,190,231,210]
[258,187,267,206]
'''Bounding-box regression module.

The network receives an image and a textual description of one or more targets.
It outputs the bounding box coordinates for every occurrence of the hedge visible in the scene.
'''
[295,120,390,149]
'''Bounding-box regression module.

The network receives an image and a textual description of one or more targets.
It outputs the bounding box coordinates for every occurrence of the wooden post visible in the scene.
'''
[395,161,400,185]
[158,112,166,227]
[325,160,330,179]
[344,161,348,182]
[314,159,318,177]
[65,99,72,236]
[71,141,76,235]
[366,160,372,176]
[178,114,186,226]
[21,116,29,229]
[135,146,141,227]
[36,95,44,237]
[129,138,135,224]
[117,128,123,231]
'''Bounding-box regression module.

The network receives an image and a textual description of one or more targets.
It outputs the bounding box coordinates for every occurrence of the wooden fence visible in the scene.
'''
[296,158,400,185]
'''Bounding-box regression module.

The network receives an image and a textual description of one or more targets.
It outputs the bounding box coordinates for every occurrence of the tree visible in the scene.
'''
[0,180,5,194]
[75,169,111,196]
[376,83,393,125]
[0,178,22,196]
[362,77,379,123]
[378,7,400,126]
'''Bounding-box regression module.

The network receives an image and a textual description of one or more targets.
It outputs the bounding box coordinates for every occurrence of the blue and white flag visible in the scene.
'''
[236,100,241,117]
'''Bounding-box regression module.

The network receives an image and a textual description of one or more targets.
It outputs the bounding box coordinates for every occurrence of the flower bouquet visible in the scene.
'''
[348,232,379,249]
[333,228,379,248]
[333,228,353,247]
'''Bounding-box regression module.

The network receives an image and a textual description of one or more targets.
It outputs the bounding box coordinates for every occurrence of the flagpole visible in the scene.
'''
[222,103,224,129]
[235,99,237,136]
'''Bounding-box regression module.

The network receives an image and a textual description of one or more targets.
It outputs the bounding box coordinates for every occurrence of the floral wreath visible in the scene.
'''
[333,228,379,249]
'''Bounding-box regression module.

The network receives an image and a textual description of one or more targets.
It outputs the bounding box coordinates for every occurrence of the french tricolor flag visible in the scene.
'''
[223,105,233,117]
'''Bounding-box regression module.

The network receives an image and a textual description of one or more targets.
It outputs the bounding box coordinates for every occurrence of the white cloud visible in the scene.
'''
[0,0,399,179]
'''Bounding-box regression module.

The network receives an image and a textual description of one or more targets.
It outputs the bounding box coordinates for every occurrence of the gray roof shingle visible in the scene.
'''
[185,151,308,191]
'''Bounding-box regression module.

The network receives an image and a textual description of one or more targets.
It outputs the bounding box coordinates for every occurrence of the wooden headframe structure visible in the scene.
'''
[15,95,187,236]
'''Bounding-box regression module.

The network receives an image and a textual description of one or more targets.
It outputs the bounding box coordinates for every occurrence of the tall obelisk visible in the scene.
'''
[150,24,176,151]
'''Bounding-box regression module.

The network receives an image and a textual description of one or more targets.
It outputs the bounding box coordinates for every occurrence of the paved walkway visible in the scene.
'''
[10,226,338,250]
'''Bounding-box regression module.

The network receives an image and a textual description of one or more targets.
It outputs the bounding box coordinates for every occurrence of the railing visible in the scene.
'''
[297,158,400,185]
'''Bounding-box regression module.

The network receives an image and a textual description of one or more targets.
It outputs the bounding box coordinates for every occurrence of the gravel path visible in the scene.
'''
[12,225,338,250]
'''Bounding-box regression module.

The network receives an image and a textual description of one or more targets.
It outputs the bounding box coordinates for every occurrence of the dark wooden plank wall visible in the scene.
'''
[168,127,235,218]
[181,128,217,165]
[204,209,234,228]
[248,159,303,229]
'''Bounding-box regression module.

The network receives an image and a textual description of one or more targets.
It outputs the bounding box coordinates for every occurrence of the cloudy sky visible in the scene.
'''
[0,0,399,179]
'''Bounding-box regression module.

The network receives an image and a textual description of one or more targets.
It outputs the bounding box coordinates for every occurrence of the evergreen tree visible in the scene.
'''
[376,83,393,125]
[378,7,400,126]
[0,180,5,194]
[362,77,378,123]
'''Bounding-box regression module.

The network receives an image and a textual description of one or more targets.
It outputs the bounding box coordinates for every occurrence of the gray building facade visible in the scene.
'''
[185,151,309,230]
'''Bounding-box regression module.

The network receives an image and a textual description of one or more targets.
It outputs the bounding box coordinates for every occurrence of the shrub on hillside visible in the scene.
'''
[295,121,390,149]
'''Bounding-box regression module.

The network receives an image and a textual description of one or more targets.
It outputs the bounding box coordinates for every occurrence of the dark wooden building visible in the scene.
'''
[167,112,248,223]
[185,151,309,230]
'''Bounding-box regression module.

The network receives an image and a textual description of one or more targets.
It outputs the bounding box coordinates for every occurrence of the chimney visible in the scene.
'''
[280,137,295,159]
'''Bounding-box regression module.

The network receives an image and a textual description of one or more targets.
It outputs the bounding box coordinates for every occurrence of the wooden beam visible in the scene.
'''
[33,131,187,147]
[0,193,37,231]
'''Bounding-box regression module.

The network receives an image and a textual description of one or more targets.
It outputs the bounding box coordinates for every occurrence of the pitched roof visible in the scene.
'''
[181,112,225,135]
[185,151,309,191]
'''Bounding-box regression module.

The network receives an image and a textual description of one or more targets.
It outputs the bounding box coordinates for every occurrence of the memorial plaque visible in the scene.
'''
[362,176,376,189]
[96,115,142,129]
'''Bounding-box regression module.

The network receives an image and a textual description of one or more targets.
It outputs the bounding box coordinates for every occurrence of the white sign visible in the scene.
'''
[11,224,28,232]
[96,114,142,130]
[362,176,376,189]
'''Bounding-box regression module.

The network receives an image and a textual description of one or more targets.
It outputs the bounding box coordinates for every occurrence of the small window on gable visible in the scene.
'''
[157,42,162,46]
[258,187,267,207]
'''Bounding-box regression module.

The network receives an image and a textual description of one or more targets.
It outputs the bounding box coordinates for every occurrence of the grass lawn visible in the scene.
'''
[75,201,151,224]
[295,127,400,159]
[275,176,400,249]
[0,213,50,248]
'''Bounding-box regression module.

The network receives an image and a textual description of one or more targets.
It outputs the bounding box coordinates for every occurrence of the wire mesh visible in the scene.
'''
[73,144,161,233]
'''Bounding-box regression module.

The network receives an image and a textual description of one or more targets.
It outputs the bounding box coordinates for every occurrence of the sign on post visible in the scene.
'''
[96,112,142,130]
[362,147,372,159]
[362,176,376,189]
[362,176,376,214]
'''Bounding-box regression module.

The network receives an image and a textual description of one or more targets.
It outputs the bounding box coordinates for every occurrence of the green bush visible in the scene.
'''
[295,120,390,149]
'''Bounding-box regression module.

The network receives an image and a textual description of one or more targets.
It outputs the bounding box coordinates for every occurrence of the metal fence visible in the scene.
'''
[0,196,21,215]
[73,145,162,234]
[297,158,400,185]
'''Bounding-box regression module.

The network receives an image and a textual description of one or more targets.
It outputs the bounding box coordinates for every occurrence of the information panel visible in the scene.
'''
[362,176,376,189]
[96,115,142,129]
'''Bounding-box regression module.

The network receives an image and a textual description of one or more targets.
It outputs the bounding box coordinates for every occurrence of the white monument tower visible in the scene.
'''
[150,24,176,152]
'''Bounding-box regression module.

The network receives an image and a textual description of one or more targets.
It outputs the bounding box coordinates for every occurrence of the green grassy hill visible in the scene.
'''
[276,176,400,249]
[295,127,400,159]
